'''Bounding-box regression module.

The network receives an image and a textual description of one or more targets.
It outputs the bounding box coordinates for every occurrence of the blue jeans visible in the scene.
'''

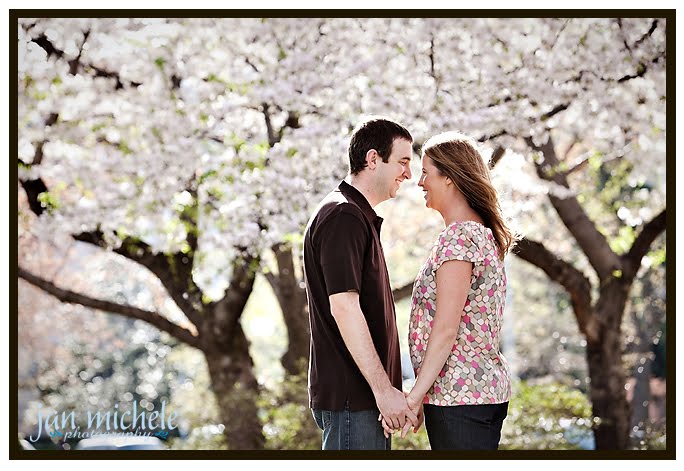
[311,407,391,450]
[423,402,509,450]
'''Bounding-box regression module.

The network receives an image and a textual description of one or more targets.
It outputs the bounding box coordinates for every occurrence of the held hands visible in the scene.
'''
[375,386,418,432]
[377,391,424,439]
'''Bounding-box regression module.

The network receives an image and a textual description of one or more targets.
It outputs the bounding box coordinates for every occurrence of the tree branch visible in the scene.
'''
[541,103,570,121]
[73,231,204,327]
[203,254,258,350]
[262,103,277,147]
[19,177,48,217]
[623,208,667,280]
[526,135,622,281]
[32,32,139,89]
[18,266,200,348]
[488,146,506,170]
[263,270,278,296]
[392,282,414,302]
[514,237,599,343]
[20,149,204,328]
[562,152,624,178]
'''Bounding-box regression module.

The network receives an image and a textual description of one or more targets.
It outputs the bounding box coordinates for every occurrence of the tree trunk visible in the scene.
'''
[203,325,265,450]
[199,257,265,449]
[266,244,310,375]
[630,356,652,431]
[278,286,309,376]
[585,279,632,449]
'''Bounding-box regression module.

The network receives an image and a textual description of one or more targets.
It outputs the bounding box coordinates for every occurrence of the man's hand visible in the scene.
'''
[375,386,417,430]
[328,292,416,434]
[379,415,394,438]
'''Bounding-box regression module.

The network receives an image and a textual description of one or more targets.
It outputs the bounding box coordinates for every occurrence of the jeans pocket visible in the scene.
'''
[312,409,324,430]
[321,410,333,429]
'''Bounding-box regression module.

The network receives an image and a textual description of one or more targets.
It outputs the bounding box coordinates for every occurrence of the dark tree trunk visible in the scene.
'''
[265,243,310,376]
[628,266,663,431]
[19,164,268,449]
[630,356,652,431]
[514,136,667,450]
[585,279,632,449]
[203,326,265,450]
[198,257,265,449]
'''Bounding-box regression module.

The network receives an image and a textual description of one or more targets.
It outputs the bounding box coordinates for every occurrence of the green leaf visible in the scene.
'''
[118,140,133,155]
[282,233,304,246]
[199,170,218,185]
[37,191,60,211]
[608,226,635,255]
[647,247,666,266]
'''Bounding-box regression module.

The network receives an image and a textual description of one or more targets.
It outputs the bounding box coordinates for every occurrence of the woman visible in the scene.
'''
[383,131,515,450]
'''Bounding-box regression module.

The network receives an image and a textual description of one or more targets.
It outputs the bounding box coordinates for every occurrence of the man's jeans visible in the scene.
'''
[311,406,390,450]
[423,402,509,450]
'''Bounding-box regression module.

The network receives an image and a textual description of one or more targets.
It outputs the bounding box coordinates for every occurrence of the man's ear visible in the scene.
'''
[365,149,378,170]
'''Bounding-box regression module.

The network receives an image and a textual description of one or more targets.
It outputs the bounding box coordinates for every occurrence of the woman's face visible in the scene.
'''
[418,156,450,210]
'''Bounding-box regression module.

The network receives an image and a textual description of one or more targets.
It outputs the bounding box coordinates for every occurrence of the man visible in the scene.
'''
[303,117,416,450]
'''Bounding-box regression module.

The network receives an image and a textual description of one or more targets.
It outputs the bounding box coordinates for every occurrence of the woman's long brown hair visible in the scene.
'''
[422,132,516,260]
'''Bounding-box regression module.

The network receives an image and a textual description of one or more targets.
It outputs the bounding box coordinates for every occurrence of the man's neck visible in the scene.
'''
[347,174,383,208]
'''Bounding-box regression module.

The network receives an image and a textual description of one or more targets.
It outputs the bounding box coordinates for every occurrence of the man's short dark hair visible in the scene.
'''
[348,117,413,175]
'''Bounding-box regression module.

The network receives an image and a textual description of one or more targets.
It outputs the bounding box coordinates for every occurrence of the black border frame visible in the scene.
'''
[9,9,676,460]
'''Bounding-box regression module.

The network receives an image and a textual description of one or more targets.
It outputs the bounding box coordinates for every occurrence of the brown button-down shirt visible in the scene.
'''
[303,181,401,411]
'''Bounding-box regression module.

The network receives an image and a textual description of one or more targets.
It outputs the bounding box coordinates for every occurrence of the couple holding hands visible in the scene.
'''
[303,117,514,450]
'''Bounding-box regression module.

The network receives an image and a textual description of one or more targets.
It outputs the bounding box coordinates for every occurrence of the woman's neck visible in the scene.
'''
[439,204,482,228]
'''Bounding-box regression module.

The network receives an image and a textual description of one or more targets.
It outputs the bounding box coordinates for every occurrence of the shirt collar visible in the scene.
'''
[338,180,384,232]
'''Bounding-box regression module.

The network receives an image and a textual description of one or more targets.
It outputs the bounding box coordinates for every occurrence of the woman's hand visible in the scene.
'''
[401,391,424,438]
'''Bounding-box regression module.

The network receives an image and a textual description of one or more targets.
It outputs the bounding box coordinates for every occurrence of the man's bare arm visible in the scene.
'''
[329,291,416,429]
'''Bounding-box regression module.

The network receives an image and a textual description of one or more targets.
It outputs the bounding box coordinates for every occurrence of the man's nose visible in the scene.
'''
[404,165,412,179]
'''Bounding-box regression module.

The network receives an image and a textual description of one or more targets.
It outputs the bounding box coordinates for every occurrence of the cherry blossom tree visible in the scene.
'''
[400,18,667,449]
[17,17,667,449]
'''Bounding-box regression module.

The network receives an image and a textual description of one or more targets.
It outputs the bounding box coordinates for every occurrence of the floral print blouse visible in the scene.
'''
[409,221,512,406]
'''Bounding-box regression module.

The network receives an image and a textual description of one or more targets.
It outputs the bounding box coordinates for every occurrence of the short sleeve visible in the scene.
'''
[318,208,369,296]
[433,223,484,270]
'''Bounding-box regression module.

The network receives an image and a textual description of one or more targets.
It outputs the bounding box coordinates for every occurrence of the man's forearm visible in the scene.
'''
[333,303,393,395]
[329,292,415,428]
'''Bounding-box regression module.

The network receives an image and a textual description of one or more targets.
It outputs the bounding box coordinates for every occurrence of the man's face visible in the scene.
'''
[377,138,413,200]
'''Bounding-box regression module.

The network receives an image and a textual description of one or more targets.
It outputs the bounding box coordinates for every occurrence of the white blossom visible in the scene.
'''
[18,18,666,299]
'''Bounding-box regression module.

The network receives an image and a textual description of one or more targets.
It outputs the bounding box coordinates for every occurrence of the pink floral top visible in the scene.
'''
[409,221,511,406]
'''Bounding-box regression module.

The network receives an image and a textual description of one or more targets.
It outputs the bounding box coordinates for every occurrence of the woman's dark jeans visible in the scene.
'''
[423,402,509,450]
